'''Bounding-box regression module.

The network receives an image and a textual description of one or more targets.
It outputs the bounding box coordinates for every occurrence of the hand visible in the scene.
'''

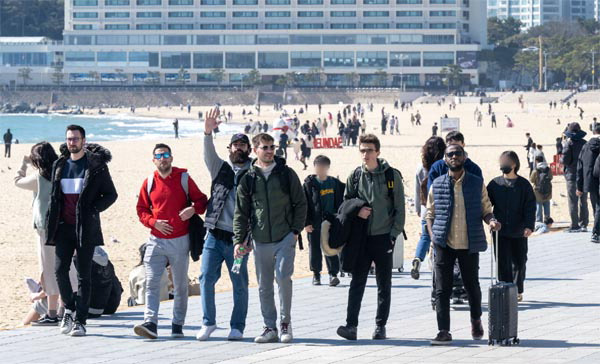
[489,220,502,232]
[305,225,314,233]
[576,190,583,197]
[154,220,174,235]
[358,207,372,219]
[293,233,299,242]
[234,242,251,258]
[204,108,221,134]
[523,228,532,237]
[179,206,195,221]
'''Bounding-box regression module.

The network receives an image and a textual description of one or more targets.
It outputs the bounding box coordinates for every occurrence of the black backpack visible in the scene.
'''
[535,166,552,196]
[350,166,407,240]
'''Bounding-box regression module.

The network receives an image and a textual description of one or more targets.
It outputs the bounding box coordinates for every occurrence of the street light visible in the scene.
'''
[521,46,550,91]
[398,54,408,92]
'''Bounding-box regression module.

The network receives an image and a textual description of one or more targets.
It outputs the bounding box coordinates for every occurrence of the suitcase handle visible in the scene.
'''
[491,229,499,285]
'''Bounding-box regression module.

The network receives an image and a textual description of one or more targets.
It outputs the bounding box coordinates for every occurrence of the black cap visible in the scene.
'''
[230,133,250,146]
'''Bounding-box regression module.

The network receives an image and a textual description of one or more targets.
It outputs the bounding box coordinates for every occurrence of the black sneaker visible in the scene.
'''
[312,273,321,286]
[32,315,59,326]
[410,258,421,280]
[337,325,357,340]
[471,319,484,340]
[372,325,387,340]
[431,330,452,345]
[69,321,87,337]
[329,275,340,287]
[134,321,158,339]
[566,227,581,233]
[591,234,599,244]
[171,323,184,339]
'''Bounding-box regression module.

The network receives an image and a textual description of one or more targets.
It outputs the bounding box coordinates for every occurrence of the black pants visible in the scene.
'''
[307,230,339,276]
[55,223,95,325]
[346,233,392,327]
[494,235,528,294]
[590,188,600,235]
[4,144,10,158]
[434,244,482,331]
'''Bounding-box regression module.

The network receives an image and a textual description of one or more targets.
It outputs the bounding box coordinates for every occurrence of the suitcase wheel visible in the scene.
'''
[513,338,520,345]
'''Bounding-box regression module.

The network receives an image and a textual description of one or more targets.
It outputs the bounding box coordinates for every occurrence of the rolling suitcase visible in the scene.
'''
[488,230,520,346]
[392,231,405,273]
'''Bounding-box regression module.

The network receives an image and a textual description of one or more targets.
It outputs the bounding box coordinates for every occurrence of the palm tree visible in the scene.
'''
[374,69,388,87]
[177,66,189,85]
[345,72,359,87]
[17,67,32,86]
[210,68,226,88]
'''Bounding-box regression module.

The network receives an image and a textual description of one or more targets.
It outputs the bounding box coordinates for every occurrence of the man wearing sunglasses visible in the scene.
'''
[134,143,208,339]
[234,133,307,344]
[426,144,500,346]
[196,109,252,341]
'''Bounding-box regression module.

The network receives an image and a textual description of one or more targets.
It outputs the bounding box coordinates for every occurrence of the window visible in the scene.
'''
[74,0,98,5]
[429,23,456,29]
[266,11,291,17]
[389,34,422,43]
[331,0,355,3]
[169,0,193,4]
[266,0,290,3]
[232,24,258,29]
[423,34,454,44]
[224,35,255,44]
[290,35,321,44]
[169,11,194,17]
[392,74,419,87]
[356,34,387,44]
[137,0,161,4]
[323,51,354,67]
[164,35,188,45]
[363,0,388,3]
[430,10,456,16]
[65,52,95,66]
[105,12,129,18]
[161,52,191,69]
[105,0,129,5]
[197,73,219,82]
[0,52,50,67]
[196,35,221,44]
[225,52,256,68]
[233,11,258,17]
[129,52,149,64]
[298,11,324,17]
[298,0,323,3]
[266,23,291,29]
[137,12,162,17]
[430,0,455,3]
[396,23,423,28]
[396,10,422,16]
[232,0,257,4]
[323,35,356,44]
[193,52,223,68]
[397,0,421,3]
[200,11,225,17]
[74,24,93,30]
[291,51,321,67]
[168,23,194,29]
[137,24,162,29]
[201,0,225,3]
[356,51,387,67]
[257,35,289,44]
[73,12,98,18]
[200,24,226,29]
[97,35,129,44]
[331,23,357,28]
[258,52,288,68]
[97,52,127,64]
[390,52,420,66]
[363,11,389,16]
[363,23,390,28]
[331,11,356,17]
[66,35,93,45]
[105,24,130,29]
[423,51,454,66]
[297,23,324,29]
[165,73,190,82]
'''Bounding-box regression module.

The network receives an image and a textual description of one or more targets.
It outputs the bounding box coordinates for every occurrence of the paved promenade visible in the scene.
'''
[1,231,598,364]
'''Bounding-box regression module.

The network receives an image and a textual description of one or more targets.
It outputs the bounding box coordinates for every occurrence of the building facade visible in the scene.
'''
[487,0,598,29]
[1,0,486,87]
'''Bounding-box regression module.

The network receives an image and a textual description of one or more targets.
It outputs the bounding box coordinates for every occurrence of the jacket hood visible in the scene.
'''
[361,158,390,174]
[59,143,113,164]
[588,136,600,152]
[564,129,587,140]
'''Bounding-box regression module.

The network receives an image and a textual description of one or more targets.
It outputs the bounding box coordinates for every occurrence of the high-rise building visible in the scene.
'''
[488,0,597,29]
[1,0,486,87]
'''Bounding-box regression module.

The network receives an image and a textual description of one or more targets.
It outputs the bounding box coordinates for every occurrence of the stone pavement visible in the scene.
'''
[1,231,598,364]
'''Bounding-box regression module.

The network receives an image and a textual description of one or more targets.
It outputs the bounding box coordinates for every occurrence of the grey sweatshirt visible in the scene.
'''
[203,134,251,232]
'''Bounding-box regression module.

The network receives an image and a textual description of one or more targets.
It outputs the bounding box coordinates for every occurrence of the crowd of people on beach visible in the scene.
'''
[10,96,600,348]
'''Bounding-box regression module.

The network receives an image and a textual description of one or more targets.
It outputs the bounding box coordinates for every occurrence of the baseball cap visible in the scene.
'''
[230,133,250,146]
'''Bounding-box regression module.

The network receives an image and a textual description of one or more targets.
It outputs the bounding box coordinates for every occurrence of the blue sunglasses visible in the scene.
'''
[154,152,172,160]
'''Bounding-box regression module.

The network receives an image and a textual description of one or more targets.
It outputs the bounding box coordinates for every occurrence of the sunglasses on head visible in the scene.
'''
[446,151,464,158]
[258,145,276,151]
[154,152,172,160]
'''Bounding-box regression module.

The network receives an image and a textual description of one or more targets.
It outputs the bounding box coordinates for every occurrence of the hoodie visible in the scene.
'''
[344,158,405,238]
[561,129,587,181]
[576,136,600,193]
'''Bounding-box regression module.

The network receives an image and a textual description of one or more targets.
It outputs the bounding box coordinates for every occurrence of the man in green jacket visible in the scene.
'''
[337,133,405,341]
[233,133,307,344]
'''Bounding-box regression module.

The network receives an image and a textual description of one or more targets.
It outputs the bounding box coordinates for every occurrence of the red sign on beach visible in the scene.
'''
[313,137,343,149]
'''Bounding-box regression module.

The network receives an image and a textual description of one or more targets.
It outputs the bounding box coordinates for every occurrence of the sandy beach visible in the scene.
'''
[1,91,595,329]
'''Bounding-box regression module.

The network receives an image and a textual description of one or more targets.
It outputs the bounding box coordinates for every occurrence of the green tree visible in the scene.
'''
[306,67,325,86]
[245,69,261,86]
[177,66,189,85]
[440,64,464,91]
[147,71,161,85]
[50,65,64,86]
[487,17,523,46]
[0,0,64,39]
[345,72,359,87]
[210,68,225,88]
[18,67,32,86]
[88,71,100,85]
[115,68,127,85]
[374,69,388,87]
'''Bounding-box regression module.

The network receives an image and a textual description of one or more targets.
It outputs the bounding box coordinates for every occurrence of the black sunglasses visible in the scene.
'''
[446,151,464,158]
[258,145,276,151]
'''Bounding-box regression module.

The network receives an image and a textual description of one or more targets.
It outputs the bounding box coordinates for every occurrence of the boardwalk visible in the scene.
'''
[1,231,598,364]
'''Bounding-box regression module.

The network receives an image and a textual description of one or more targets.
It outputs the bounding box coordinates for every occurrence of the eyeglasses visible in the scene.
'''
[154,152,172,160]
[359,148,376,154]
[258,145,276,151]
[446,151,464,158]
[66,137,81,143]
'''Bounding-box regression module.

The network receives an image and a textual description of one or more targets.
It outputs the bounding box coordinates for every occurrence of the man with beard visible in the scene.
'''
[134,143,208,339]
[426,144,501,345]
[46,125,118,336]
[196,108,253,341]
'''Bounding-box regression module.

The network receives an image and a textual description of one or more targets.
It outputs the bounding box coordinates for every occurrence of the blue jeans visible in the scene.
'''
[414,219,432,261]
[200,232,249,332]
[536,201,550,223]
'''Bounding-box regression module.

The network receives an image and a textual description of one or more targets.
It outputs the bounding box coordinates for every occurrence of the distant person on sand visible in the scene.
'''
[173,119,179,139]
[432,122,438,136]
[4,128,12,158]
[491,112,497,128]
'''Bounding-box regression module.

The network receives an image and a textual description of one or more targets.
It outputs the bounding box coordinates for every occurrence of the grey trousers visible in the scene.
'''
[252,232,296,329]
[566,179,589,229]
[144,234,190,325]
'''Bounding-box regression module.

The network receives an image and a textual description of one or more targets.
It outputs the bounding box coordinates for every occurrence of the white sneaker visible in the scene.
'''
[228,328,244,341]
[59,311,74,335]
[280,323,293,343]
[69,321,87,337]
[195,325,217,341]
[254,327,279,343]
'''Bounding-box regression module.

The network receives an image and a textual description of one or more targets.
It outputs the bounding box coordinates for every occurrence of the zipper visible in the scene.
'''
[264,174,273,243]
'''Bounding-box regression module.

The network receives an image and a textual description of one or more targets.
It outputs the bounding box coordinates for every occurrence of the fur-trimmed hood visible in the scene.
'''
[59,143,113,164]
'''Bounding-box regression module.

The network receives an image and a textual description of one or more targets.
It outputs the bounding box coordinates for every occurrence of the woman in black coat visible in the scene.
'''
[486,151,536,302]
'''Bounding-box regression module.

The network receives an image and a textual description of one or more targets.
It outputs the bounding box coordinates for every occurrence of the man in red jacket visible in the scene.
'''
[134,143,207,340]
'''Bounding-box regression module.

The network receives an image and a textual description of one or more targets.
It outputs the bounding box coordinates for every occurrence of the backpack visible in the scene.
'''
[350,166,408,240]
[535,167,552,196]
[146,172,206,262]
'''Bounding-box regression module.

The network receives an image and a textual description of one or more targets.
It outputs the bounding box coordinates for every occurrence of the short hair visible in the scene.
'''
[535,155,544,162]
[544,216,554,225]
[66,124,86,139]
[537,144,543,150]
[525,133,530,137]
[153,143,171,154]
[359,133,381,151]
[252,133,274,148]
[445,144,465,154]
[445,131,464,144]
[568,122,581,132]
[314,155,331,166]
[500,150,520,173]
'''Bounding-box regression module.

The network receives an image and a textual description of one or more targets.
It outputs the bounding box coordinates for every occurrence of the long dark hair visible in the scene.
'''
[421,136,446,170]
[30,142,58,180]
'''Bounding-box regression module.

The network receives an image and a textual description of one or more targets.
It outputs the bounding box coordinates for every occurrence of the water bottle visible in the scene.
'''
[231,247,245,274]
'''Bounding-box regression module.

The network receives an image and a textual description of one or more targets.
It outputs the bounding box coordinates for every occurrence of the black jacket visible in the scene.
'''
[561,132,587,181]
[576,137,600,193]
[486,176,536,238]
[303,175,345,229]
[46,143,118,247]
[325,198,368,274]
